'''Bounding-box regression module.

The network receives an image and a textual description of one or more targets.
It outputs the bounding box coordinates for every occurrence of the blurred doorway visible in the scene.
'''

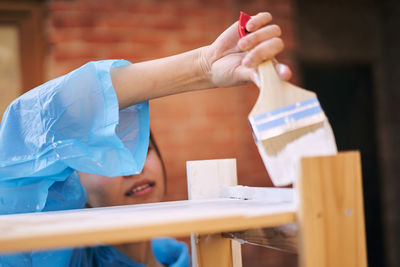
[0,24,21,117]
[0,1,45,118]
[301,63,383,267]
[294,1,385,266]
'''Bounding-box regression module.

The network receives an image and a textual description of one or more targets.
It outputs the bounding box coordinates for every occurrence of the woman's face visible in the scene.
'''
[78,140,165,207]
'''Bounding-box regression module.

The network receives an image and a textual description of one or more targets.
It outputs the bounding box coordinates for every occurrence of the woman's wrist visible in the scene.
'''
[197,45,215,89]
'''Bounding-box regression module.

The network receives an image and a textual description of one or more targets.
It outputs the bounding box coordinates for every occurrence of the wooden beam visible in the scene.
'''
[187,159,242,267]
[221,186,297,253]
[0,198,296,254]
[297,151,367,267]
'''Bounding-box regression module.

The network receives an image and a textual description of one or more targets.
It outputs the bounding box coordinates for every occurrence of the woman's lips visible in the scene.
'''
[125,181,155,197]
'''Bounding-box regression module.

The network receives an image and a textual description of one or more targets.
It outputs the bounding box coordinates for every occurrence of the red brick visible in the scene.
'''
[153,20,186,31]
[80,30,127,43]
[100,16,144,29]
[47,29,74,44]
[197,0,232,7]
[128,6,173,16]
[61,0,135,13]
[130,33,169,46]
[47,1,74,12]
[173,7,209,17]
[53,46,99,61]
[51,11,98,28]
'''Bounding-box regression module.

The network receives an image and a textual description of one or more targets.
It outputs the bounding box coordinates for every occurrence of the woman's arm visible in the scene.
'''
[111,12,291,109]
[111,47,210,109]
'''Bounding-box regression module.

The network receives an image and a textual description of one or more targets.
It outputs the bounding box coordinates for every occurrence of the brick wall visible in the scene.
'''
[45,0,298,266]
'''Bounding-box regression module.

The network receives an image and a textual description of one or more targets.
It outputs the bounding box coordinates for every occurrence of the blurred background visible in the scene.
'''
[0,0,399,266]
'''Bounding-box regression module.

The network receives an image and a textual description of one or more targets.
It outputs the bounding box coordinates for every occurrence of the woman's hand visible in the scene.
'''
[201,12,292,88]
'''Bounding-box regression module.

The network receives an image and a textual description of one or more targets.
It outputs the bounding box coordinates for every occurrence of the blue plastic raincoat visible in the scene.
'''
[0,60,189,267]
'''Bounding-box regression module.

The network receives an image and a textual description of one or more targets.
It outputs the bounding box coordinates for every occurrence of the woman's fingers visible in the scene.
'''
[246,12,273,32]
[275,63,292,81]
[237,12,284,67]
[238,24,282,51]
[242,37,284,68]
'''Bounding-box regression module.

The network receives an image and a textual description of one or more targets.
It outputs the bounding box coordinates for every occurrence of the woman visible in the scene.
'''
[79,134,167,208]
[78,133,186,266]
[71,133,188,267]
[0,12,291,266]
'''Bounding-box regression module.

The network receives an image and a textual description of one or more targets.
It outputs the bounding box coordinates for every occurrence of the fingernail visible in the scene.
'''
[277,64,285,75]
[247,23,254,31]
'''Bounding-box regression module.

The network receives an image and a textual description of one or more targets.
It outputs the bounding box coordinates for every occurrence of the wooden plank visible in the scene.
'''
[220,186,293,203]
[194,234,233,267]
[187,159,242,267]
[0,199,296,254]
[297,151,367,267]
[231,240,242,267]
[221,186,297,253]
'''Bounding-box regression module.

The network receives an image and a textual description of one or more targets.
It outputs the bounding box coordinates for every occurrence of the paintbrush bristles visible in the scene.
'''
[248,60,337,186]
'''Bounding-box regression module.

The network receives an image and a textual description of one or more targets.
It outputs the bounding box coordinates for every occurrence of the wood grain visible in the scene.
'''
[297,151,367,267]
[0,198,295,254]
[187,159,242,267]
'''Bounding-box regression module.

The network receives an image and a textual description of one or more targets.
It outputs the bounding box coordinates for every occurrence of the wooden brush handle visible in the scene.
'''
[239,12,316,114]
[238,12,282,95]
[258,60,282,90]
[257,60,283,99]
[250,60,284,115]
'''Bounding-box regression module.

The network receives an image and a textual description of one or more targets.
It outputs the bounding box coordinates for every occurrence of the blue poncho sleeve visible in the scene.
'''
[0,60,149,215]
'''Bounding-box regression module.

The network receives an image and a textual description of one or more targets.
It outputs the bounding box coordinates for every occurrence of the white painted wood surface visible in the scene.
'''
[220,186,294,203]
[0,199,296,254]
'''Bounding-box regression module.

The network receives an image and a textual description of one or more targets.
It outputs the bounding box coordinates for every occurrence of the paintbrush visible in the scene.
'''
[239,12,337,186]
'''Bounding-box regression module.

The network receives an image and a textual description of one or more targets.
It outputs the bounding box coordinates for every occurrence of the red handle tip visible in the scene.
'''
[238,12,251,38]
